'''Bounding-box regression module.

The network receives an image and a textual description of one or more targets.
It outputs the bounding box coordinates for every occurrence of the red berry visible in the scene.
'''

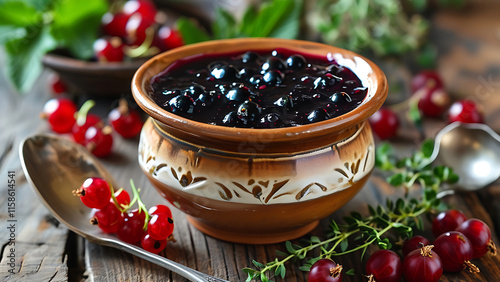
[403,245,443,282]
[456,218,496,259]
[157,26,184,51]
[123,0,157,19]
[368,108,399,140]
[74,177,112,209]
[402,235,430,257]
[432,209,467,237]
[92,202,124,233]
[85,125,113,158]
[365,249,402,282]
[108,99,143,138]
[415,87,450,118]
[141,233,167,254]
[73,114,101,145]
[41,98,77,133]
[447,99,483,124]
[147,213,174,240]
[411,70,444,93]
[101,12,130,38]
[308,259,342,282]
[433,231,479,273]
[117,210,146,244]
[49,74,67,94]
[125,13,155,46]
[113,189,131,208]
[148,204,172,218]
[93,37,125,62]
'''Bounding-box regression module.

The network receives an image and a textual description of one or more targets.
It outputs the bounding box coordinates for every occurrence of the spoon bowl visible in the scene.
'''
[19,134,228,282]
[432,122,500,191]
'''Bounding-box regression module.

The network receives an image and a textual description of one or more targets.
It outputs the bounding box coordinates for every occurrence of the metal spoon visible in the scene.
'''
[19,134,228,282]
[431,122,500,191]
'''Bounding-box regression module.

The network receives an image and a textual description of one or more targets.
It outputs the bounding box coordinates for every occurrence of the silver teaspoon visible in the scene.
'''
[19,134,228,282]
[431,122,500,192]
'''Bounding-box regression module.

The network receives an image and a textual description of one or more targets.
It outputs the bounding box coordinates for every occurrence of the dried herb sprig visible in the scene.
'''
[242,139,459,281]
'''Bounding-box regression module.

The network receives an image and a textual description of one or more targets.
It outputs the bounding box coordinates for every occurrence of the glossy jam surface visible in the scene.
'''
[150,49,367,128]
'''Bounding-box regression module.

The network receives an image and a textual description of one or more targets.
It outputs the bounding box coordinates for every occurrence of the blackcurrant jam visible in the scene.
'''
[150,48,367,128]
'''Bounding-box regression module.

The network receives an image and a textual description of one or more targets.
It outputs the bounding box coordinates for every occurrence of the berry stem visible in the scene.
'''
[76,100,96,126]
[130,179,150,230]
[125,26,158,58]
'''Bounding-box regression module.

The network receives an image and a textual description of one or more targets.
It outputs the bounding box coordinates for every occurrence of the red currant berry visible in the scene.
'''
[93,37,125,62]
[403,245,443,282]
[368,108,399,140]
[73,177,112,209]
[141,233,167,254]
[73,114,101,145]
[113,189,131,208]
[402,235,430,257]
[117,210,146,244]
[157,26,184,51]
[85,125,113,158]
[433,231,479,273]
[49,74,67,94]
[41,98,77,133]
[365,249,402,282]
[108,99,143,138]
[101,12,130,38]
[411,70,444,93]
[447,99,483,124]
[125,13,155,46]
[148,204,172,218]
[308,258,342,282]
[415,87,450,118]
[92,202,124,233]
[147,213,174,240]
[456,218,497,259]
[123,0,157,19]
[432,209,467,237]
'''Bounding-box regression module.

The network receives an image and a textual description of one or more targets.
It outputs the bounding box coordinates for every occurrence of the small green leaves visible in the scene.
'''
[346,269,356,276]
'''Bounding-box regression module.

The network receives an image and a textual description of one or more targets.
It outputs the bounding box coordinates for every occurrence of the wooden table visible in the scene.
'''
[1,2,500,281]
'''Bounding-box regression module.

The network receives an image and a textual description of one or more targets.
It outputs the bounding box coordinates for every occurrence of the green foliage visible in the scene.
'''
[177,0,302,45]
[243,140,458,280]
[310,0,429,57]
[0,0,108,92]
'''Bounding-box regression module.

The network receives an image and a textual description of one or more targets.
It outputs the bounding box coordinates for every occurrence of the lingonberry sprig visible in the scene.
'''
[243,139,459,282]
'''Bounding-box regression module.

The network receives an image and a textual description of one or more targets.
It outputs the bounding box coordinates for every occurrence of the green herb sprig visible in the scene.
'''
[243,140,459,281]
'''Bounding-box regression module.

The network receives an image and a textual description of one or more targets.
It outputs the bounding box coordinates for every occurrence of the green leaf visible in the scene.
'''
[212,8,237,39]
[275,250,288,257]
[0,1,41,26]
[411,0,427,12]
[249,0,295,37]
[387,173,404,186]
[310,236,321,244]
[421,139,435,158]
[346,269,356,276]
[50,0,108,59]
[267,0,302,39]
[4,24,57,92]
[340,239,348,252]
[252,260,265,269]
[0,26,27,44]
[239,5,258,36]
[299,265,311,272]
[280,264,286,278]
[285,241,295,254]
[261,272,268,282]
[176,17,211,45]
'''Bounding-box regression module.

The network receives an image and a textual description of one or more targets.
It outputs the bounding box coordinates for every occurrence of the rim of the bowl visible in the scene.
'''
[131,38,388,143]
[42,52,146,72]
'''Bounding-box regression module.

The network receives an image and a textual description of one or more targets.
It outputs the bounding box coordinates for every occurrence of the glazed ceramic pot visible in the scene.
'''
[131,38,387,244]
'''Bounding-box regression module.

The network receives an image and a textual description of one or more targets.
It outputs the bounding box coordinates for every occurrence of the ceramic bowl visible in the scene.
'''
[42,52,147,97]
[131,38,388,244]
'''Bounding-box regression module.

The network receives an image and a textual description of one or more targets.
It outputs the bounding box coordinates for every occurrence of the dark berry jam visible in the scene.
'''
[150,48,367,128]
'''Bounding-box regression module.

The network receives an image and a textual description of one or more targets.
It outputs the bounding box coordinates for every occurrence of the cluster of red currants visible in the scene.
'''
[96,0,184,62]
[73,177,174,254]
[307,209,496,282]
[369,70,484,140]
[40,97,143,157]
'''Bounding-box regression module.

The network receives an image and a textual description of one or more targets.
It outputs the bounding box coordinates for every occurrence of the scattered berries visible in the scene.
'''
[308,259,342,282]
[403,245,443,282]
[41,98,77,133]
[433,231,479,273]
[365,249,402,282]
[85,125,114,158]
[447,99,483,124]
[108,99,143,138]
[402,235,430,257]
[368,108,399,140]
[432,209,467,237]
[73,177,112,209]
[456,218,497,259]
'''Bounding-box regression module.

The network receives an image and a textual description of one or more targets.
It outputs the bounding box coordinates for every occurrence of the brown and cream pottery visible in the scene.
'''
[132,38,388,244]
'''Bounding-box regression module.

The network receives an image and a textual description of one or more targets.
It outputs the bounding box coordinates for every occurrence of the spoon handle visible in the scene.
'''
[115,242,229,282]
